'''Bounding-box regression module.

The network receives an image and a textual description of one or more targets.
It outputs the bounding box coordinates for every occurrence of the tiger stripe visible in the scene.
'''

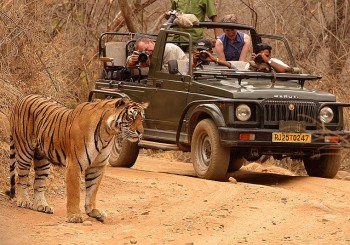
[7,94,148,223]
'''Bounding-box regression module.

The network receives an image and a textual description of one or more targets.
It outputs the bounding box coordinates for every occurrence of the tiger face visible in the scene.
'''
[116,100,149,142]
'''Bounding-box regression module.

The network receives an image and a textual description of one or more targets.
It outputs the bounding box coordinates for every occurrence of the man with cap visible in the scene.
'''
[251,43,289,73]
[193,39,233,69]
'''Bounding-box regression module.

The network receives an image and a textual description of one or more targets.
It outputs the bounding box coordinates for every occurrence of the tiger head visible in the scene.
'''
[113,98,149,142]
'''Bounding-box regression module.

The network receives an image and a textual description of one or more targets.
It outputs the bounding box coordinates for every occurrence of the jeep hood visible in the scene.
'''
[195,79,336,101]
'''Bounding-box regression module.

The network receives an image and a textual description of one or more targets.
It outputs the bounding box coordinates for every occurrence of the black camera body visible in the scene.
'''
[254,55,264,64]
[137,51,149,63]
[198,50,209,61]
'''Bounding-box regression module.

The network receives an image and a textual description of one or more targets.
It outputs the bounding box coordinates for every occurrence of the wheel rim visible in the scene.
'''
[197,133,211,169]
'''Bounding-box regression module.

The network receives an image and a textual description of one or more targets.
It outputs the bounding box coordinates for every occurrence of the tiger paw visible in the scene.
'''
[66,213,84,223]
[87,209,107,222]
[34,204,54,214]
[17,200,33,209]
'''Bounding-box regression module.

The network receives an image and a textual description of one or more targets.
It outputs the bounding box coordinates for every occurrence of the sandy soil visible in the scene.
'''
[1,154,350,245]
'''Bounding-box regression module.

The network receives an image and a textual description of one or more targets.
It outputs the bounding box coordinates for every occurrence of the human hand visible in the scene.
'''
[206,51,216,62]
[193,50,200,63]
[127,51,141,68]
[198,50,212,62]
[164,11,170,20]
[251,53,257,60]
[131,51,141,63]
[258,53,270,63]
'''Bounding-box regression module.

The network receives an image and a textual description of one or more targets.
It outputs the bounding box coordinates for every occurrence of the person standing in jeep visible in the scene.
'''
[168,0,220,50]
[215,14,251,62]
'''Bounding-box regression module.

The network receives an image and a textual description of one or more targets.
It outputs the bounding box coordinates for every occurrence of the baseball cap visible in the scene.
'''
[196,39,213,50]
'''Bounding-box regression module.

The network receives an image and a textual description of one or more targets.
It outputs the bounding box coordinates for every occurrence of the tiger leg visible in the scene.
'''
[8,136,16,198]
[16,159,33,210]
[33,153,54,214]
[84,165,107,222]
[65,159,83,223]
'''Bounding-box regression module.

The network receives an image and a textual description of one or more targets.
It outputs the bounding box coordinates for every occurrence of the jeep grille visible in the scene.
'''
[263,100,318,126]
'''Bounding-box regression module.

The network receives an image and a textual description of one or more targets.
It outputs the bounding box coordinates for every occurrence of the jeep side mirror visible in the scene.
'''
[168,60,179,74]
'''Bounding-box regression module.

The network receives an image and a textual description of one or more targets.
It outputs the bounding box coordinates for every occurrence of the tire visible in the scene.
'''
[228,150,245,172]
[109,137,139,167]
[303,149,341,178]
[191,119,230,181]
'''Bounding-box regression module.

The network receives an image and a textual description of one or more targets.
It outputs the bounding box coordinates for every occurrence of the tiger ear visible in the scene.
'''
[141,102,150,109]
[115,97,130,108]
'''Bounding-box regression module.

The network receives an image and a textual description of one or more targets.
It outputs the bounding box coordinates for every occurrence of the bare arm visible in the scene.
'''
[258,53,289,73]
[205,51,232,68]
[215,40,226,61]
[210,15,220,38]
[239,34,251,61]
[269,59,288,73]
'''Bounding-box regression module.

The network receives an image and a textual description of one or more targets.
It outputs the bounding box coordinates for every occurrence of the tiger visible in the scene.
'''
[6,94,148,223]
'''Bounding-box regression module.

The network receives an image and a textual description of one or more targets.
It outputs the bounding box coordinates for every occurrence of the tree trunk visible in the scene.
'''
[110,0,158,32]
[117,0,141,32]
[327,0,350,77]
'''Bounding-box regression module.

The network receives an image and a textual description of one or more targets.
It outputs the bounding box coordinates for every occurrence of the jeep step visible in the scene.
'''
[139,140,180,151]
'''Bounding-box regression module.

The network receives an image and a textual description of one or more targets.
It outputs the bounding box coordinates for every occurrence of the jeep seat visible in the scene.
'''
[104,41,127,67]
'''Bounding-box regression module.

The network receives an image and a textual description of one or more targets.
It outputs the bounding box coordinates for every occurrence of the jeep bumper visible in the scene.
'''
[218,127,350,149]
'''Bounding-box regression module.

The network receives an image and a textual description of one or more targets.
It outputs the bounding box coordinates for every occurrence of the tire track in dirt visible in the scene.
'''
[1,155,350,244]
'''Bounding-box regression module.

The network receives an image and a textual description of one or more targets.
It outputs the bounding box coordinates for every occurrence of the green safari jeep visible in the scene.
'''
[89,20,350,180]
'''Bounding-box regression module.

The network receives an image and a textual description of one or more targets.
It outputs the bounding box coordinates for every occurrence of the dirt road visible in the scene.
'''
[1,155,350,245]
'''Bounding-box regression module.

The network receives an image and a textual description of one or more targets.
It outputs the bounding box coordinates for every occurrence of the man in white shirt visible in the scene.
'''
[127,37,187,68]
[251,43,289,73]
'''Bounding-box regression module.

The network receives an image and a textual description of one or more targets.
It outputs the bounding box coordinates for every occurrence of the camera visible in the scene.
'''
[137,51,149,63]
[254,54,264,64]
[198,50,209,61]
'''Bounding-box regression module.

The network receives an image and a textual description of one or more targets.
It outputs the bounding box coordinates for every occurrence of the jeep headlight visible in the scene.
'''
[236,104,251,121]
[320,107,334,123]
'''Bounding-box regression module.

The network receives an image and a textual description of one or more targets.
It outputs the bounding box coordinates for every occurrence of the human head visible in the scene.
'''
[221,14,237,23]
[196,38,213,51]
[254,43,272,60]
[135,37,156,54]
[221,14,238,39]
[254,43,272,54]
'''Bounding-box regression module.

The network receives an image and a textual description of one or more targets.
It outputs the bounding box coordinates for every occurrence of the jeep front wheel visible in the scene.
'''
[191,119,230,181]
[109,137,139,167]
[303,149,341,178]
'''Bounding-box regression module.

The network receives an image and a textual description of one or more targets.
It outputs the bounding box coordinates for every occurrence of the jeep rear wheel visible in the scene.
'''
[109,137,139,167]
[191,119,230,181]
[303,149,341,178]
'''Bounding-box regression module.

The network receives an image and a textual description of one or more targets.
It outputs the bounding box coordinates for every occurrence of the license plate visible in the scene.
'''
[272,132,311,143]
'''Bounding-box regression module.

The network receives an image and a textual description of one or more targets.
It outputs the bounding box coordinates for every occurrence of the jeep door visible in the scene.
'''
[147,70,190,136]
[145,31,192,141]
